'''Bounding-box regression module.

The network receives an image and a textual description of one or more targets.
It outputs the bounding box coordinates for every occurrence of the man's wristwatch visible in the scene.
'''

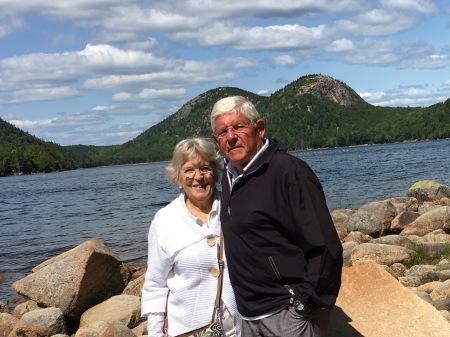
[292,299,314,315]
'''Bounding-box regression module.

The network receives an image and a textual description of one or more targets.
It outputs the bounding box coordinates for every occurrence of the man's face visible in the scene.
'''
[213,112,265,174]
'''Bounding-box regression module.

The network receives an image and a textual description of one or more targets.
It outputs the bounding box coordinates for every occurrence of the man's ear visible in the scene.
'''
[255,119,266,138]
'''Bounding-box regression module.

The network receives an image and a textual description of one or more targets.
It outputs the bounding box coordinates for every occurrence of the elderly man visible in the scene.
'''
[210,96,343,337]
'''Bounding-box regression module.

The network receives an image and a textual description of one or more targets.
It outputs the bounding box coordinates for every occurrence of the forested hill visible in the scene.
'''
[0,118,81,176]
[1,74,450,177]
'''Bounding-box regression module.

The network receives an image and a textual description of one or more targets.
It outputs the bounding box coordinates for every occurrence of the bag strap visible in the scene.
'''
[212,228,225,320]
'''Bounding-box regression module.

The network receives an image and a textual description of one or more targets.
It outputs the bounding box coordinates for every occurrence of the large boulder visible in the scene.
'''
[350,243,416,266]
[11,239,131,329]
[347,210,382,236]
[401,206,450,237]
[359,201,397,227]
[328,263,450,337]
[406,180,450,202]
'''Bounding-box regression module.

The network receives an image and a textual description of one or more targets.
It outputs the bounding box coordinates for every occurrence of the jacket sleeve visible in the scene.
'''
[141,221,172,316]
[287,162,343,309]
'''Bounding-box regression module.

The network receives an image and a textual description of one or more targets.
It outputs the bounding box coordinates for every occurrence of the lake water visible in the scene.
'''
[1,139,449,306]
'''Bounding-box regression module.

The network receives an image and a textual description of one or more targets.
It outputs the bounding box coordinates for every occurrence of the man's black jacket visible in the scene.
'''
[220,139,343,317]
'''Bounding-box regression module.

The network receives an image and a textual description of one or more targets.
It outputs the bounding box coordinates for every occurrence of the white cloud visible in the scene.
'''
[0,16,24,39]
[0,44,255,104]
[0,87,79,104]
[342,39,401,65]
[336,9,417,37]
[272,55,296,66]
[328,38,355,52]
[380,0,438,14]
[359,83,448,107]
[112,92,132,101]
[399,54,449,69]
[92,105,117,111]
[113,88,186,101]
[257,90,271,96]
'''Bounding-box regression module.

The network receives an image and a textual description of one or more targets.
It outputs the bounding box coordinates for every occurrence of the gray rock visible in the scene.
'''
[401,206,450,237]
[11,299,39,319]
[8,307,67,337]
[409,289,433,304]
[101,323,138,337]
[74,320,110,337]
[419,242,449,259]
[391,211,420,231]
[418,230,450,243]
[389,262,407,277]
[406,180,450,202]
[430,279,450,302]
[399,276,422,287]
[433,297,450,311]
[372,234,413,248]
[418,201,443,214]
[122,274,145,297]
[0,313,19,337]
[405,265,439,284]
[385,197,419,213]
[0,301,8,314]
[416,281,442,294]
[330,209,353,240]
[79,294,142,329]
[131,321,148,336]
[437,270,450,282]
[360,200,397,225]
[350,243,416,266]
[12,239,131,328]
[347,210,382,236]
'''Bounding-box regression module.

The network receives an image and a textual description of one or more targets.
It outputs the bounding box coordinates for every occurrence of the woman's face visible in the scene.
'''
[178,155,217,206]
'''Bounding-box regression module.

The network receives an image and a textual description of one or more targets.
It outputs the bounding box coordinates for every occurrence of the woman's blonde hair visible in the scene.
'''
[166,137,222,185]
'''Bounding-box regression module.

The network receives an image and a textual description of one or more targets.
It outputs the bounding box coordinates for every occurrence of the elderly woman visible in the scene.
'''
[141,137,241,337]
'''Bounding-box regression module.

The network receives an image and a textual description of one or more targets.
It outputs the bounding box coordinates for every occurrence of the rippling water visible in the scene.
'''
[1,139,449,305]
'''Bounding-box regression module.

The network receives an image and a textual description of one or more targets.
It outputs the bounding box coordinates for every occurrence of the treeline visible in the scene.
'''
[263,95,450,150]
[0,118,79,176]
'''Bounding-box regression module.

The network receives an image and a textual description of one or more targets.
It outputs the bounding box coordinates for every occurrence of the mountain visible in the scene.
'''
[2,74,450,177]
[0,118,79,176]
[87,74,449,164]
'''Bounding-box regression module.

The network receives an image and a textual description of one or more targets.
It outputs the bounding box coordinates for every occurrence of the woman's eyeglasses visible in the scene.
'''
[182,166,214,180]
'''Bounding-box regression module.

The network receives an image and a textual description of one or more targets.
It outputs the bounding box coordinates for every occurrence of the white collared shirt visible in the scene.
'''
[226,138,269,187]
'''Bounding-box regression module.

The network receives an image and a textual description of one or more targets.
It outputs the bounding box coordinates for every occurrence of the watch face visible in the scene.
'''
[293,300,309,315]
[293,300,306,313]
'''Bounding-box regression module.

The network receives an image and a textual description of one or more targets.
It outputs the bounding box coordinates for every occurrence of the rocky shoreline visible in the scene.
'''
[1,180,450,336]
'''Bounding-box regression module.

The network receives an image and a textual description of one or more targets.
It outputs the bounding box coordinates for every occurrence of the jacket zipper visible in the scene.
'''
[269,256,296,303]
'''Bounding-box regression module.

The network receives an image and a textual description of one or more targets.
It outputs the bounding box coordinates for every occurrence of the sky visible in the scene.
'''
[0,0,449,146]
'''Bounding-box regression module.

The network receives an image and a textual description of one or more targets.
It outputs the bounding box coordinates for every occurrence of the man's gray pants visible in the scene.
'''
[242,306,331,337]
